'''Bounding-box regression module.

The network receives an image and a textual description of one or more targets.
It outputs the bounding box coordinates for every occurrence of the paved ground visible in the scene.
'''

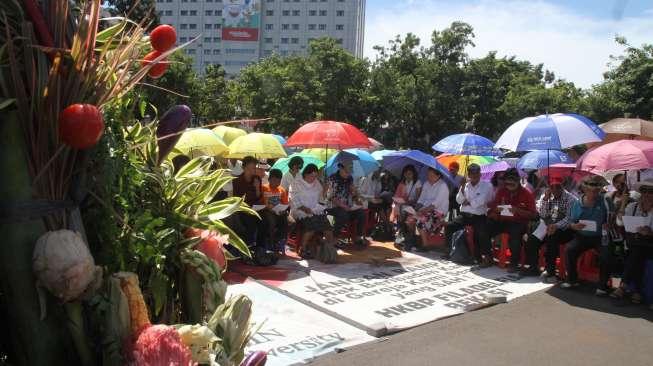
[310,284,653,366]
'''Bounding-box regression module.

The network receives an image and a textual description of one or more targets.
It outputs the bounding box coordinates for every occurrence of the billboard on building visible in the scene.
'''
[222,0,260,42]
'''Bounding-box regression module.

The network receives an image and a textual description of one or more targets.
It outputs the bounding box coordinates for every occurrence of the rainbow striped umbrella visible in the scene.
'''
[436,154,498,175]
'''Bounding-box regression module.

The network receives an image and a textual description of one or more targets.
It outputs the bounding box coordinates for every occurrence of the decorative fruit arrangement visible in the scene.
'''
[156,105,192,164]
[58,104,105,149]
[142,24,177,78]
[141,51,169,79]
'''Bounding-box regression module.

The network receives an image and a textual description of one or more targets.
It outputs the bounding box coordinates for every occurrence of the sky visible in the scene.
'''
[364,0,653,88]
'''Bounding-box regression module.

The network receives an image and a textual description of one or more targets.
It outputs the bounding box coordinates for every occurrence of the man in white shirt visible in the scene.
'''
[444,163,494,266]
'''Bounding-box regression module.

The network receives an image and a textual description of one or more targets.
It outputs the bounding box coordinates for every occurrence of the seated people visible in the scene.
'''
[605,173,637,247]
[290,164,335,258]
[392,165,422,239]
[363,170,395,239]
[261,169,290,254]
[326,160,367,247]
[229,156,264,249]
[447,162,464,218]
[521,176,577,280]
[445,163,494,266]
[281,156,304,194]
[488,168,537,273]
[403,167,449,249]
[612,178,653,305]
[562,175,614,295]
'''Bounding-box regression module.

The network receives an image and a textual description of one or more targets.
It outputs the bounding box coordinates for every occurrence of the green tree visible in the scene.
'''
[196,64,235,123]
[106,0,159,28]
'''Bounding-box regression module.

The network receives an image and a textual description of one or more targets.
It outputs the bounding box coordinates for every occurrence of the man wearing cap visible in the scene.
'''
[445,163,494,265]
[326,160,367,247]
[488,168,538,272]
[521,177,577,280]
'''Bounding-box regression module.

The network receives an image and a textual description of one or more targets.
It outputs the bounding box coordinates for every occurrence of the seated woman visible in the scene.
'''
[612,179,653,305]
[392,165,422,244]
[403,167,450,250]
[290,164,336,259]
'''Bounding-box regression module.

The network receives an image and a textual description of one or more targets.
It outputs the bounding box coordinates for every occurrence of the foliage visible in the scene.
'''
[196,64,235,123]
[105,0,159,29]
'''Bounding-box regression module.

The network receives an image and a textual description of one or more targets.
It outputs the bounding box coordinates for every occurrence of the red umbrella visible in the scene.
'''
[538,163,592,182]
[285,120,372,149]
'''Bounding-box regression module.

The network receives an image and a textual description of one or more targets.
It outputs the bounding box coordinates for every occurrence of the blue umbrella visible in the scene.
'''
[272,134,287,145]
[382,150,453,186]
[516,150,573,170]
[326,149,380,179]
[371,149,398,161]
[432,133,503,156]
[495,113,604,151]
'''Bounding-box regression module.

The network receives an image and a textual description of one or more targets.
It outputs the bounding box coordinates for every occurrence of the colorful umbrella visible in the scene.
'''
[226,133,287,159]
[382,150,453,186]
[516,150,572,170]
[436,154,497,175]
[366,137,384,152]
[301,148,339,162]
[538,163,592,182]
[432,133,502,156]
[270,153,325,174]
[576,140,653,173]
[174,128,228,157]
[371,149,398,161]
[495,113,605,151]
[326,149,380,179]
[285,120,372,149]
[480,161,526,182]
[213,125,247,145]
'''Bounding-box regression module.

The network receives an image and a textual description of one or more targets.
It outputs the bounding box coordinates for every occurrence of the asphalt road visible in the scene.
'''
[310,285,653,366]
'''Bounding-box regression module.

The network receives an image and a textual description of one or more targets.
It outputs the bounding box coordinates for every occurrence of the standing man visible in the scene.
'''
[446,163,494,266]
[326,160,367,247]
[488,168,538,272]
[521,177,577,280]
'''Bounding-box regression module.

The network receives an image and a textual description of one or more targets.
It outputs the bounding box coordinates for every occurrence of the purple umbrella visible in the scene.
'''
[480,161,525,182]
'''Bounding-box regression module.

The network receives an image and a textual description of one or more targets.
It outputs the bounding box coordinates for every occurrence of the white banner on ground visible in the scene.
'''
[254,252,552,334]
[227,280,376,366]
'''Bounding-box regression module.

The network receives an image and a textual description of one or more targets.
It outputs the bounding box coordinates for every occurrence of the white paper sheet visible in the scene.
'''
[272,204,289,214]
[252,205,266,212]
[578,220,597,232]
[402,206,417,215]
[313,204,326,215]
[532,220,547,241]
[498,205,513,217]
[622,216,650,233]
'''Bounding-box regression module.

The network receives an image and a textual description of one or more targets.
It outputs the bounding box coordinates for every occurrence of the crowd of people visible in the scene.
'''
[214,153,653,308]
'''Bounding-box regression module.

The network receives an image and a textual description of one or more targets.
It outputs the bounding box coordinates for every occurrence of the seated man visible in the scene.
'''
[326,160,367,247]
[488,168,537,273]
[445,163,494,266]
[521,177,577,280]
[229,156,264,249]
[261,169,290,254]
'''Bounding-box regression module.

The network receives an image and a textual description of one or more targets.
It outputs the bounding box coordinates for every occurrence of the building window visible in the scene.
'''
[292,10,300,16]
[309,10,316,16]
[166,0,172,2]
[265,24,273,30]
[336,24,344,30]
[205,10,213,16]
[165,10,173,15]
[214,24,221,29]
[180,37,188,42]
[157,11,163,16]
[216,10,222,16]
[291,37,298,44]
[281,38,289,44]
[180,24,188,29]
[264,50,272,56]
[319,10,327,16]
[282,24,289,30]
[282,10,290,16]
[213,37,221,42]
[205,24,212,29]
[213,49,221,55]
[189,24,197,29]
[281,50,288,56]
[187,49,196,54]
[264,37,273,43]
[308,24,316,30]
[204,37,211,42]
[190,10,197,15]
[180,10,188,16]
[204,49,211,55]
[266,10,274,16]
[318,24,326,30]
[291,24,299,30]
[336,38,343,44]
[336,10,344,16]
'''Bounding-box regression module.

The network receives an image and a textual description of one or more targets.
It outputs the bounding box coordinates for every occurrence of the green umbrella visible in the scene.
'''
[271,152,325,174]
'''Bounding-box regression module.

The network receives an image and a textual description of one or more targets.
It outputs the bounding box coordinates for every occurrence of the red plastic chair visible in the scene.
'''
[493,233,510,268]
[577,248,600,283]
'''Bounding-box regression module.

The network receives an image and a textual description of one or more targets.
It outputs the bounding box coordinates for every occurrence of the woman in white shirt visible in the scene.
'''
[403,167,449,249]
[290,164,335,258]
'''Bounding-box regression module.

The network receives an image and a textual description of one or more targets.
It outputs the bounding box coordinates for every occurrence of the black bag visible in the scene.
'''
[449,229,473,264]
[253,246,278,266]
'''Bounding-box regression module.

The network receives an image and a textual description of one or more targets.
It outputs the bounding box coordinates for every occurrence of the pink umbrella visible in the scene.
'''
[576,140,653,173]
[366,137,384,152]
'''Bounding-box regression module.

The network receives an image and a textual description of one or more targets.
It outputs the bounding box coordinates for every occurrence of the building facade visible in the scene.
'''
[155,0,365,76]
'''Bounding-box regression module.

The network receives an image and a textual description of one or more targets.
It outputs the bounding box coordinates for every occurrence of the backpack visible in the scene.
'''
[449,229,473,265]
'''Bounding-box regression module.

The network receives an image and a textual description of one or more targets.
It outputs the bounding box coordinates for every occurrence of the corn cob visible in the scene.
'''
[113,272,151,337]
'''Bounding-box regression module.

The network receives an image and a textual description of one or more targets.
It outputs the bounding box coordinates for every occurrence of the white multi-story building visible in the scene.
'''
[155,0,365,76]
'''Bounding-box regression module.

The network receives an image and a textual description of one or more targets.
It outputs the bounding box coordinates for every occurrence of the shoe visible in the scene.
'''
[595,288,609,296]
[610,287,625,299]
[479,257,493,268]
[507,265,519,274]
[519,268,540,277]
[560,282,579,289]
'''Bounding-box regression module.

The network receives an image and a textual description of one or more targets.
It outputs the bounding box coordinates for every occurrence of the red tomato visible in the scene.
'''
[58,104,104,149]
[150,24,177,52]
[195,236,227,269]
[141,51,169,78]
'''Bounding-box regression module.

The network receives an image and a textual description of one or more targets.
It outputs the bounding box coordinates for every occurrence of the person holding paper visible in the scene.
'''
[290,164,336,259]
[562,175,614,295]
[281,156,304,194]
[402,167,449,250]
[488,168,537,273]
[326,160,368,248]
[391,165,422,245]
[521,177,577,280]
[612,178,653,304]
[261,169,290,254]
[229,156,265,249]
